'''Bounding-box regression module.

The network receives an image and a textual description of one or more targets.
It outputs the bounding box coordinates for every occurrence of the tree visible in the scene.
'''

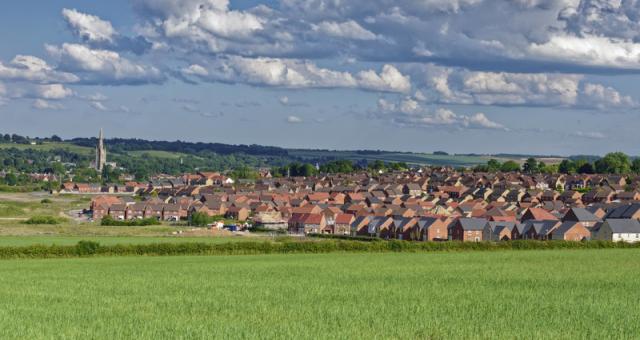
[500,161,520,172]
[4,173,17,186]
[632,158,640,174]
[523,158,538,174]
[558,160,576,174]
[595,152,631,174]
[487,159,502,172]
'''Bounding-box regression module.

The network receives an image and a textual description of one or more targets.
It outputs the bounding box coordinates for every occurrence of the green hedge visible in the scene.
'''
[0,240,639,259]
[23,215,67,225]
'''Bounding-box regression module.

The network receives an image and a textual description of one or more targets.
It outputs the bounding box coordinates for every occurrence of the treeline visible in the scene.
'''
[0,134,63,145]
[271,160,409,177]
[69,137,289,157]
[0,240,639,259]
[474,152,640,175]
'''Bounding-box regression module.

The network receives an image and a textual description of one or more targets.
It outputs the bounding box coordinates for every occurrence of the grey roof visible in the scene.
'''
[605,204,640,219]
[552,221,583,235]
[458,218,488,231]
[563,208,601,222]
[604,219,640,233]
[521,220,559,235]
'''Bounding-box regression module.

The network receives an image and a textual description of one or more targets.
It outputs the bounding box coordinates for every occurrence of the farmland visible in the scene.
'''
[0,249,638,339]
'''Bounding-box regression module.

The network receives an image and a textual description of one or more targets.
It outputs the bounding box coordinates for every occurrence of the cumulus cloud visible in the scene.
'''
[312,20,378,40]
[181,56,410,93]
[35,84,74,99]
[62,8,116,43]
[411,64,636,109]
[375,97,507,130]
[32,99,64,110]
[62,8,151,54]
[287,115,303,123]
[45,43,164,85]
[0,55,79,83]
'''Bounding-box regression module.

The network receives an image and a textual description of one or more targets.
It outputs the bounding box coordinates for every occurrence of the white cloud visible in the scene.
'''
[62,8,116,43]
[36,84,74,99]
[375,97,506,130]
[32,99,64,110]
[91,101,108,111]
[412,64,636,109]
[312,20,378,40]
[46,43,164,84]
[0,55,79,83]
[571,131,606,139]
[287,115,303,123]
[181,57,411,93]
[279,96,289,105]
[87,93,108,101]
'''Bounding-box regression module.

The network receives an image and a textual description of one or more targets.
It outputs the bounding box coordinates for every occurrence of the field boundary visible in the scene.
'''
[0,239,639,259]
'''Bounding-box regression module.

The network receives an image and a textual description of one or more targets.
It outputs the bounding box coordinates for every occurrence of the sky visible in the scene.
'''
[0,0,639,156]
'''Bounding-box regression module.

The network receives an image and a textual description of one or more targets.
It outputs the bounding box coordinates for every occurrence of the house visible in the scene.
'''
[162,205,181,221]
[333,213,355,235]
[551,221,590,241]
[288,213,326,234]
[390,217,418,240]
[450,218,487,242]
[605,203,640,220]
[520,208,559,222]
[351,216,371,236]
[226,206,250,222]
[521,220,560,240]
[366,216,393,238]
[483,221,517,241]
[561,208,601,229]
[592,219,640,243]
[417,217,449,241]
[403,183,422,196]
[107,204,127,220]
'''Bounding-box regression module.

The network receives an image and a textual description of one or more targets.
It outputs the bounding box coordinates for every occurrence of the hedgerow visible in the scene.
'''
[0,240,639,259]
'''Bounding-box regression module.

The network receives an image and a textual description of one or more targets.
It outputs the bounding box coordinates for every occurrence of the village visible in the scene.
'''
[73,167,640,243]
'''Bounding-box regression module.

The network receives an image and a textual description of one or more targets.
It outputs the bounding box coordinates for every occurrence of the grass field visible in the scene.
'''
[127,150,195,159]
[288,150,514,167]
[0,249,637,339]
[0,142,93,155]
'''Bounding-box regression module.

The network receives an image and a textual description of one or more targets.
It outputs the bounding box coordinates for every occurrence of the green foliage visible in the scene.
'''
[523,157,539,174]
[23,215,66,225]
[101,215,160,226]
[76,241,100,256]
[500,160,520,172]
[595,152,631,174]
[40,198,52,204]
[320,160,356,174]
[188,212,222,227]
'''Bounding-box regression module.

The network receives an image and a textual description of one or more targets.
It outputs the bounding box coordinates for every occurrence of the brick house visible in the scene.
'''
[450,218,487,242]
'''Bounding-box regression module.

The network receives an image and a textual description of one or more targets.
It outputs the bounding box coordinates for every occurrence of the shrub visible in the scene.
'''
[23,215,65,225]
[40,198,53,204]
[76,241,100,256]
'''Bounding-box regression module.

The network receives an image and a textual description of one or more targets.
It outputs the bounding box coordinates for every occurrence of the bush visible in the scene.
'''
[40,198,53,204]
[76,241,100,256]
[23,215,65,225]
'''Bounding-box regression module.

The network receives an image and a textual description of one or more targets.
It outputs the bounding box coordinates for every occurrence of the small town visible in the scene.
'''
[3,1,640,338]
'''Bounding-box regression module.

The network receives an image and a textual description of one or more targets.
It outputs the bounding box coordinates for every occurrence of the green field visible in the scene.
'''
[0,142,93,155]
[0,249,637,339]
[127,150,195,159]
[288,150,514,167]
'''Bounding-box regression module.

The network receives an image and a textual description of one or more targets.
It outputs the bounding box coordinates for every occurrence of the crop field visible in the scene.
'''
[288,150,514,167]
[0,142,93,155]
[0,249,638,339]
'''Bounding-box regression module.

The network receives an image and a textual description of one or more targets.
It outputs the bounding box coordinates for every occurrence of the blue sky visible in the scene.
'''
[0,0,639,155]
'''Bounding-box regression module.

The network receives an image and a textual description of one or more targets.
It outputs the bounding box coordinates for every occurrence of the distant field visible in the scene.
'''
[127,150,193,159]
[0,142,93,155]
[0,249,637,339]
[0,193,90,218]
[288,150,513,166]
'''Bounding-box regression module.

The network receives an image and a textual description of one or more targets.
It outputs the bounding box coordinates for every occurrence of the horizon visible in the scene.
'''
[0,1,639,155]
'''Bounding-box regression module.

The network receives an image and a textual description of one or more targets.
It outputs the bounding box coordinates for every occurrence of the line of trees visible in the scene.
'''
[474,152,640,175]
